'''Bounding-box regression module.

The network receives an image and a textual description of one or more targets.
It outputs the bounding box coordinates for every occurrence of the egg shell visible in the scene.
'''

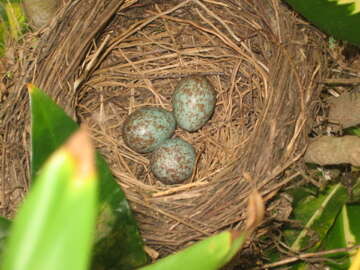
[172,76,216,132]
[151,138,196,185]
[122,107,176,153]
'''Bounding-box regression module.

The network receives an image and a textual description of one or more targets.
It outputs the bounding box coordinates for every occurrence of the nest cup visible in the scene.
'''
[0,0,328,257]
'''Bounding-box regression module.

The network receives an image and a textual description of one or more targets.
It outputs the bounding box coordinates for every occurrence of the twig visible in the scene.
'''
[117,48,166,108]
[98,0,193,65]
[193,0,241,41]
[321,78,360,85]
[262,171,301,198]
[93,71,225,81]
[128,195,212,236]
[152,181,208,197]
[73,34,110,91]
[94,47,216,75]
[260,244,360,269]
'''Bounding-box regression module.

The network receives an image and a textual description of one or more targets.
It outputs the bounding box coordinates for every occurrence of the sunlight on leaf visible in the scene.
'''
[285,0,360,46]
[290,183,348,251]
[1,129,97,270]
[139,231,247,270]
[28,84,148,269]
[349,248,360,270]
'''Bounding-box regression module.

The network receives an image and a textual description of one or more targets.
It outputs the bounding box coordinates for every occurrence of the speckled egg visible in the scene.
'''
[122,107,176,153]
[172,76,216,132]
[151,138,196,185]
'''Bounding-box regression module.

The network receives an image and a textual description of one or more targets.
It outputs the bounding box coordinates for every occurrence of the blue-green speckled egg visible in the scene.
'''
[151,138,196,185]
[122,107,176,153]
[172,76,216,132]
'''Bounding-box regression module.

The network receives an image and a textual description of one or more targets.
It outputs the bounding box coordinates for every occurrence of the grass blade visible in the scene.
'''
[319,204,360,269]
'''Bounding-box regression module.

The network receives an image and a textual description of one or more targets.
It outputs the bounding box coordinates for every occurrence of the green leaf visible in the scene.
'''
[0,216,11,257]
[1,129,98,270]
[139,230,247,270]
[347,204,360,245]
[284,0,360,46]
[270,172,360,269]
[29,84,79,178]
[29,84,148,269]
[319,204,360,269]
[281,183,353,269]
[286,183,348,251]
[345,126,360,137]
[91,155,148,269]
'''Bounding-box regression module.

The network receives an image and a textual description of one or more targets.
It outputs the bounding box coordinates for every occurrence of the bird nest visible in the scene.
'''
[0,0,329,257]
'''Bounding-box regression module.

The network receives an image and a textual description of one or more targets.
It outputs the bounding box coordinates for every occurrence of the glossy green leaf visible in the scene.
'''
[281,182,358,269]
[269,170,360,268]
[285,183,348,251]
[0,216,11,257]
[139,230,247,270]
[29,84,148,269]
[1,129,97,270]
[319,204,360,269]
[91,155,148,269]
[284,0,360,46]
[29,84,78,178]
[346,204,360,244]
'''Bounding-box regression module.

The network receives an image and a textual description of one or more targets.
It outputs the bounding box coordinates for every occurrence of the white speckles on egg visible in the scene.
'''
[150,138,196,185]
[172,76,216,132]
[122,107,176,153]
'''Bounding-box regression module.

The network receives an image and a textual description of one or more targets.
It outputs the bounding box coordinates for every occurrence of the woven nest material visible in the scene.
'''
[0,0,329,257]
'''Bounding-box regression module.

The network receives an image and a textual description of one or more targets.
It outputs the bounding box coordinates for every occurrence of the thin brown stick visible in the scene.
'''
[74,34,111,91]
[193,0,240,41]
[262,171,301,198]
[129,195,212,236]
[261,244,360,269]
[322,78,360,85]
[97,0,193,66]
[147,10,269,91]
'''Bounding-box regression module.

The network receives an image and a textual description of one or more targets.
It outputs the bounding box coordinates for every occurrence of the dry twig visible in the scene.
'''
[261,244,360,269]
